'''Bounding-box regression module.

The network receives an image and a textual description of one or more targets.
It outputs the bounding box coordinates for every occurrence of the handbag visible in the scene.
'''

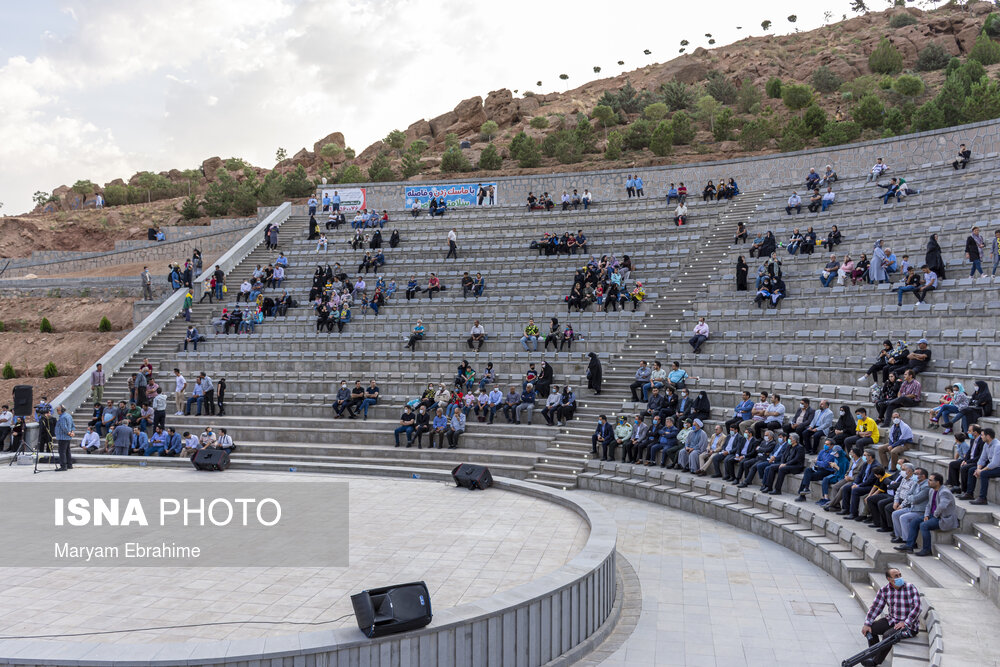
[222,284,228,293]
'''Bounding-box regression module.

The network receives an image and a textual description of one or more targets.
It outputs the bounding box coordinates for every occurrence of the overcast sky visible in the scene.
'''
[0,0,887,214]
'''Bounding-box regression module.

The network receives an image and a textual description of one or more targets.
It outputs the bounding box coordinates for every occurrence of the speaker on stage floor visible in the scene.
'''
[12,385,33,418]
[191,448,230,471]
[452,463,493,490]
[351,581,432,638]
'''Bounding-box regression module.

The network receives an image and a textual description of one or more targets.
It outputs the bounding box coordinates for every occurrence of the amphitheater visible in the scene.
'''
[3,119,1000,667]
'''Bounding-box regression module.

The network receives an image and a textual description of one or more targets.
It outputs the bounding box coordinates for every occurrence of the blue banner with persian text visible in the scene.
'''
[404,182,498,209]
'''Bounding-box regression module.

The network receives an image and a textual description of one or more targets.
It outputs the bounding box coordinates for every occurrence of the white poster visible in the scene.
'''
[321,187,367,213]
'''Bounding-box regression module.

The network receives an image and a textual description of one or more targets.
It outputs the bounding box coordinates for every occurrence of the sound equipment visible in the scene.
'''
[841,628,912,667]
[12,385,33,418]
[191,448,230,471]
[452,463,493,490]
[351,581,432,638]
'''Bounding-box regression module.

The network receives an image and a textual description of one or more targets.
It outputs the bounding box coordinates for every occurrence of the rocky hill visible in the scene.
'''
[25,3,1000,228]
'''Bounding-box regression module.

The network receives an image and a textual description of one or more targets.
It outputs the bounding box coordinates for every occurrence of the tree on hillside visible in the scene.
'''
[593,66,601,74]
[275,147,287,162]
[761,20,772,31]
[480,120,499,142]
[367,152,396,182]
[850,0,868,14]
[71,179,94,198]
[320,142,343,163]
[384,129,406,155]
[32,191,51,207]
[135,172,170,203]
[478,143,503,170]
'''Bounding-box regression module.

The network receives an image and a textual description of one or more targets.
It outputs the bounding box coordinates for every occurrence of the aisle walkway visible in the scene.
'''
[578,491,868,667]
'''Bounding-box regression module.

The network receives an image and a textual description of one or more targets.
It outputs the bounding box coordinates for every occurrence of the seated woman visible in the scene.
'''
[801,227,817,256]
[837,255,855,286]
[691,391,712,421]
[702,180,716,202]
[826,225,843,247]
[728,178,740,197]
[768,277,787,309]
[716,179,728,200]
[787,229,804,255]
[754,276,773,309]
[851,253,870,285]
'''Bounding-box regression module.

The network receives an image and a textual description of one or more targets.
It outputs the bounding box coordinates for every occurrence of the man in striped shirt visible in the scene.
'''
[860,567,920,665]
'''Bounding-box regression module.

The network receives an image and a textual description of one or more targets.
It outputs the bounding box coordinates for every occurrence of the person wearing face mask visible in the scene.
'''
[908,473,959,555]
[877,412,913,470]
[677,419,708,473]
[795,439,841,502]
[858,567,920,666]
[738,430,782,488]
[843,458,884,521]
[862,459,902,528]
[872,462,916,533]
[695,424,727,476]
[762,432,805,495]
[676,389,693,422]
[782,398,814,444]
[824,448,872,514]
[709,425,745,478]
[541,386,562,426]
[333,381,355,418]
[626,415,649,464]
[412,405,431,449]
[724,428,758,482]
[947,428,980,494]
[753,394,785,439]
[891,467,929,545]
[803,399,834,454]
[830,404,857,447]
[844,408,879,452]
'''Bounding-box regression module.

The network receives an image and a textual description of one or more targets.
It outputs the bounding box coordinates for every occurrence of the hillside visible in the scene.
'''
[25,3,1000,229]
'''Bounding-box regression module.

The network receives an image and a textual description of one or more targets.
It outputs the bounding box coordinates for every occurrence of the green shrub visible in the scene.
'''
[401,152,423,178]
[383,130,406,153]
[232,178,259,217]
[781,84,814,110]
[343,147,356,159]
[43,362,58,379]
[444,133,459,149]
[884,107,907,135]
[803,105,828,136]
[0,321,4,332]
[554,139,582,164]
[592,105,618,128]
[892,74,925,98]
[811,66,843,94]
[910,99,946,131]
[334,163,363,184]
[98,316,112,332]
[738,119,771,150]
[888,12,918,29]
[367,153,396,182]
[737,80,762,114]
[869,37,904,74]
[878,75,894,90]
[935,78,967,126]
[509,132,542,167]
[319,143,342,162]
[574,114,598,153]
[649,121,674,156]
[819,121,861,147]
[777,117,808,152]
[852,93,886,129]
[986,12,1000,39]
[963,77,1000,122]
[642,102,669,121]
[178,192,201,219]
[529,116,549,129]
[440,146,472,172]
[969,32,1000,66]
[604,130,623,160]
[282,164,315,196]
[915,43,951,72]
[477,143,502,170]
[622,119,653,150]
[765,77,783,99]
[258,171,285,206]
[40,317,53,333]
[479,120,498,142]
[2,362,14,379]
[670,111,695,145]
[949,60,986,96]
[705,72,737,104]
[661,80,696,110]
[597,81,641,114]
[712,108,735,141]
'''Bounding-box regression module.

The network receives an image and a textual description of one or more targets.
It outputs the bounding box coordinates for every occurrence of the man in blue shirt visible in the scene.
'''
[185,378,205,416]
[430,408,449,449]
[322,193,331,211]
[666,183,679,204]
[360,380,379,420]
[725,391,754,431]
[161,428,183,456]
[307,196,317,215]
[968,428,1000,505]
[804,399,834,454]
[634,175,644,197]
[54,405,75,471]
[331,191,341,211]
[625,176,635,198]
[144,426,168,456]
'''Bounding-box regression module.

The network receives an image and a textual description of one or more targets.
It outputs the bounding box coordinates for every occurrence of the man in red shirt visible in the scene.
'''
[859,567,920,665]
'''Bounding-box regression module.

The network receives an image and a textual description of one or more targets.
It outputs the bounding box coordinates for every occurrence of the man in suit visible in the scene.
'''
[724,428,757,482]
[803,399,833,454]
[891,468,929,547]
[909,473,958,556]
[948,428,981,494]
[711,425,745,478]
[782,398,815,443]
[967,428,1000,505]
[591,415,613,458]
[738,430,782,488]
[765,432,807,494]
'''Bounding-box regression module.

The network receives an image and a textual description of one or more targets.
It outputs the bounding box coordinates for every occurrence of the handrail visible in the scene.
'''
[50,203,292,415]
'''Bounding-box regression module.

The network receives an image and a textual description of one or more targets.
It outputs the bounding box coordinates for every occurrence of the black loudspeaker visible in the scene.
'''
[351,581,432,638]
[12,385,33,417]
[452,463,493,490]
[191,448,230,471]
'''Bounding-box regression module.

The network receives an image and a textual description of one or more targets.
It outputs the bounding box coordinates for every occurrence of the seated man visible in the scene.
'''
[878,177,902,204]
[806,189,822,213]
[867,157,889,182]
[820,187,835,211]
[895,266,921,305]
[666,183,679,204]
[785,192,801,215]
[794,439,843,501]
[673,202,688,226]
[903,473,958,556]
[915,264,937,303]
[591,415,613,457]
[953,143,972,170]
[819,165,838,187]
[820,254,840,288]
[966,428,1000,506]
[860,568,921,667]
[725,391,754,431]
[804,168,820,191]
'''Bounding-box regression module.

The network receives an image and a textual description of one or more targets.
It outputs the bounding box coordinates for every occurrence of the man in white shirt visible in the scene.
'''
[446,228,458,259]
[468,320,486,352]
[674,202,688,226]
[0,405,13,450]
[80,426,101,453]
[173,369,187,416]
[868,157,889,182]
[821,187,836,211]
[785,192,802,215]
[582,189,593,210]
[180,431,202,457]
[487,387,504,424]
[238,279,252,303]
[689,318,710,354]
[916,265,937,303]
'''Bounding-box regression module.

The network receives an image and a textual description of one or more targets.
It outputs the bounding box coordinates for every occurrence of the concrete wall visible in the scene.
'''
[318,118,1000,211]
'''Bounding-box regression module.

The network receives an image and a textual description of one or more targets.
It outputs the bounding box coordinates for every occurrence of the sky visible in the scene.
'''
[0,0,899,215]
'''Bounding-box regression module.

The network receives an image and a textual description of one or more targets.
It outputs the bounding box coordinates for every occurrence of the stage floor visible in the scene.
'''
[0,465,589,645]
